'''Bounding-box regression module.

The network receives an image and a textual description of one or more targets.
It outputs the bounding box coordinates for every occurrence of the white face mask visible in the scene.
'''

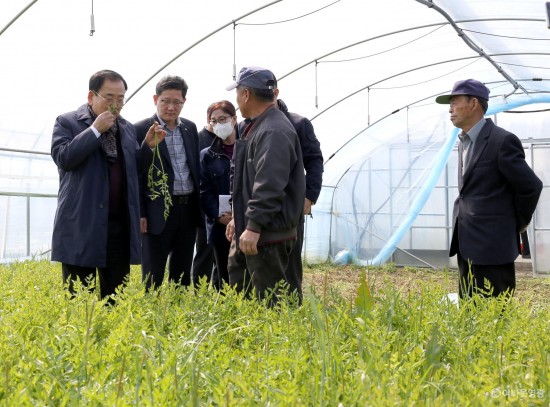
[213,121,234,140]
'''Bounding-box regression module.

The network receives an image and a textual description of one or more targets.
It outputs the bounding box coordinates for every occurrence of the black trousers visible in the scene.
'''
[211,237,230,290]
[457,251,516,298]
[62,218,130,300]
[141,196,197,290]
[285,215,304,294]
[192,225,216,285]
[227,237,298,307]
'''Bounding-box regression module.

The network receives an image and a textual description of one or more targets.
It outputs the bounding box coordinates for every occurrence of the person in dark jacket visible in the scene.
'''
[134,75,202,290]
[192,103,218,285]
[237,95,324,295]
[274,97,323,293]
[436,79,542,298]
[51,70,142,301]
[198,103,218,151]
[199,100,238,289]
[226,66,305,306]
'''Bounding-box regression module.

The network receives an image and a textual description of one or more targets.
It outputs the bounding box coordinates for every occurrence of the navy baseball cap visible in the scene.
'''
[435,79,490,104]
[226,66,277,91]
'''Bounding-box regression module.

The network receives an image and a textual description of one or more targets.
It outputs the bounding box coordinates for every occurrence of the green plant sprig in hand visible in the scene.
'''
[147,131,172,220]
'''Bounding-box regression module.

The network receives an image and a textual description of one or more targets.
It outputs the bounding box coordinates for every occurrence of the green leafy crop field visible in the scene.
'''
[1,260,549,406]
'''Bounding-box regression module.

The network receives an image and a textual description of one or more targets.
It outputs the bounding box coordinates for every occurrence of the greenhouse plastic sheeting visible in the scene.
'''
[1,0,549,272]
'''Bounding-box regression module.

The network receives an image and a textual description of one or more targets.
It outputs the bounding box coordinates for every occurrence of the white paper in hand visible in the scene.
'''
[219,195,231,216]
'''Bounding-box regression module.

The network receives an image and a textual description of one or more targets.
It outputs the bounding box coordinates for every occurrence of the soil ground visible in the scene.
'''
[303,258,550,306]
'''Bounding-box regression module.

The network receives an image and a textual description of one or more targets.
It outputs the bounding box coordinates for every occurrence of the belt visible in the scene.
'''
[173,195,191,205]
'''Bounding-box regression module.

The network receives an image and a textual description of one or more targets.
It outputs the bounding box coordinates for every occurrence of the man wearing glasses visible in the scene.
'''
[51,70,142,303]
[134,75,201,290]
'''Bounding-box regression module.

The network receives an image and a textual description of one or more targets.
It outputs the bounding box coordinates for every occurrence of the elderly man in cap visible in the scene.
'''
[436,79,542,299]
[225,66,305,306]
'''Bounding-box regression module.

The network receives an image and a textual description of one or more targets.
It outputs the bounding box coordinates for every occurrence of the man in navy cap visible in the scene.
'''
[436,79,542,299]
[225,66,305,306]
[235,79,324,300]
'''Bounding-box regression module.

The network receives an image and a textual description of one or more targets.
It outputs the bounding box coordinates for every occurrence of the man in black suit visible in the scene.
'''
[135,76,201,289]
[436,79,542,298]
[273,96,323,298]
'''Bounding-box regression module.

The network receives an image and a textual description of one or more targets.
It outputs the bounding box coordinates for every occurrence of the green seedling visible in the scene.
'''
[0,261,549,405]
[147,131,172,220]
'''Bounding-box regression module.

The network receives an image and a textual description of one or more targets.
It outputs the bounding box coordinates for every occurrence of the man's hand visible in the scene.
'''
[225,219,235,242]
[239,229,260,255]
[144,121,167,149]
[92,111,116,134]
[303,198,313,216]
[140,218,148,234]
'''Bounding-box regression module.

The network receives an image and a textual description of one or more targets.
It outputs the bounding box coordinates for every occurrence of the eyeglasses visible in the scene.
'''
[159,98,185,107]
[209,116,233,126]
[93,91,125,106]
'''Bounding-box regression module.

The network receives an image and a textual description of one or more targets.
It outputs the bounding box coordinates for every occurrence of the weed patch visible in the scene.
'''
[0,260,549,405]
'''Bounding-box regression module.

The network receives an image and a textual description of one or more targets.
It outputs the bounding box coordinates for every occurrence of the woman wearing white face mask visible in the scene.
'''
[199,100,237,290]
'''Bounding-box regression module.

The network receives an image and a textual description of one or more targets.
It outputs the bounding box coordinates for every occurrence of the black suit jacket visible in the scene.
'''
[450,118,542,265]
[134,114,201,235]
[276,100,323,203]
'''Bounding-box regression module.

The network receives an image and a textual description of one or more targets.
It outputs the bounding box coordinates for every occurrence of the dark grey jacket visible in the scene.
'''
[238,100,324,203]
[51,104,141,267]
[232,106,305,245]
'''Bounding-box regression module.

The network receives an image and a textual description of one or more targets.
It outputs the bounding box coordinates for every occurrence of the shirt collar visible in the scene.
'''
[464,117,486,144]
[156,115,181,129]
